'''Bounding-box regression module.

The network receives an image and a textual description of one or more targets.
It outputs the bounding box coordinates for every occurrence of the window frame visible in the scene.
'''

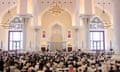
[90,31,105,51]
[8,31,23,51]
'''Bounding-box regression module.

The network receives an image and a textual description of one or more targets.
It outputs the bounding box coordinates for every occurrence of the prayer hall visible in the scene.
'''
[0,0,120,72]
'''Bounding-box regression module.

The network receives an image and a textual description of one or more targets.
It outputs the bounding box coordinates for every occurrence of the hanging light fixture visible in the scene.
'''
[49,0,64,16]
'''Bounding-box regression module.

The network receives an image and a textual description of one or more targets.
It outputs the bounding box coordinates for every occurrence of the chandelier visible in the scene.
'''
[49,0,64,16]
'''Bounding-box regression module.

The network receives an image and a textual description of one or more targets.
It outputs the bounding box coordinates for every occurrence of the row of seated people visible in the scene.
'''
[0,50,119,72]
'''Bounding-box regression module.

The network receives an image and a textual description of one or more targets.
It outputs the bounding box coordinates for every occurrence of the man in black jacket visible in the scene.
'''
[0,56,4,72]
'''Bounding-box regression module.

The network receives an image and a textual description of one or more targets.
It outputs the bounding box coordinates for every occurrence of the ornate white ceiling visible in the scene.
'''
[0,0,113,17]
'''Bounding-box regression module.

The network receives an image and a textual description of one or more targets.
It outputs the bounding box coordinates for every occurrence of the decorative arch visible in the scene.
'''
[39,6,72,18]
[95,6,112,28]
[9,16,23,30]
[0,5,17,18]
[1,6,17,25]
[95,5,112,21]
[40,8,72,30]
[90,16,104,30]
[38,7,73,26]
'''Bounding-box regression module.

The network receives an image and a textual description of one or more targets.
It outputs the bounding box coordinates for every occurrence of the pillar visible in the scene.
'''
[18,0,32,52]
[74,27,80,50]
[17,0,28,14]
[112,0,120,60]
[33,0,38,26]
[22,17,28,52]
[82,16,91,51]
[80,0,94,51]
[33,0,39,51]
[75,0,80,50]
[84,0,94,15]
[33,26,39,51]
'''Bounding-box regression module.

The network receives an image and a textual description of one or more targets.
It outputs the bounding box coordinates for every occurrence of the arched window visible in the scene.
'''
[8,17,23,51]
[89,16,105,51]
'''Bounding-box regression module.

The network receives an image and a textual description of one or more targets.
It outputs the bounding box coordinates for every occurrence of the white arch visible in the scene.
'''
[0,5,17,20]
[39,6,72,17]
[95,5,113,24]
[90,16,104,24]
[38,6,72,25]
[1,6,17,24]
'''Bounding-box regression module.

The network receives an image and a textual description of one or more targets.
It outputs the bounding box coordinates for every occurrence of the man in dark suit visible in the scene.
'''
[0,56,4,72]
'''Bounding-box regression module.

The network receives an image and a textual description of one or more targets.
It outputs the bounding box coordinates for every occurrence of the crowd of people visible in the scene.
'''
[0,50,120,72]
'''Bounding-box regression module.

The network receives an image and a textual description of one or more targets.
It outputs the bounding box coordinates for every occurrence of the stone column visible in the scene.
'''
[74,0,80,50]
[84,0,93,15]
[18,0,32,52]
[21,15,31,52]
[75,0,80,24]
[17,0,28,14]
[74,27,80,51]
[112,0,120,60]
[33,0,38,26]
[33,0,39,51]
[33,26,40,51]
[80,0,93,51]
[22,17,28,52]
[81,15,91,51]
